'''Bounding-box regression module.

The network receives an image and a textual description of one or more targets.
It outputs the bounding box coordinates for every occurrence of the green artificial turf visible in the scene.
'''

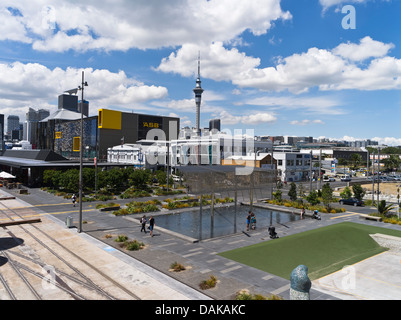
[219,222,401,280]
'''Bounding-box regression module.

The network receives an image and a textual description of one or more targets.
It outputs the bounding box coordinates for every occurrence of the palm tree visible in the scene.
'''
[378,200,396,217]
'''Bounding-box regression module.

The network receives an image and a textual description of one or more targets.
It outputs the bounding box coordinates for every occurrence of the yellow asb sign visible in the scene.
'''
[55,132,62,139]
[142,122,159,128]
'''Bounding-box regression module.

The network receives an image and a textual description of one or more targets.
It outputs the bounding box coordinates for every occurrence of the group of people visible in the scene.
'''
[246,211,257,231]
[246,211,279,239]
[300,208,321,220]
[140,215,155,237]
[72,194,156,236]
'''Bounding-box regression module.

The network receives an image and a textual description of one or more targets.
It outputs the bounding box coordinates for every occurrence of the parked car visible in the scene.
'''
[340,175,351,182]
[171,175,180,182]
[339,198,364,206]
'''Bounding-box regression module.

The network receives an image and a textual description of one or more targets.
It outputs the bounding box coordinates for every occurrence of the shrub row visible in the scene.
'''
[265,199,346,214]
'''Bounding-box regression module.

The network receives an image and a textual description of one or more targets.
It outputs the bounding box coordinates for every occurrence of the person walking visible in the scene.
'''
[246,211,251,231]
[72,194,76,207]
[250,212,256,230]
[149,215,155,237]
[140,215,147,233]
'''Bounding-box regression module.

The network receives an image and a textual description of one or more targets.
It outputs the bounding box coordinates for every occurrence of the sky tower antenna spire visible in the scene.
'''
[193,51,204,136]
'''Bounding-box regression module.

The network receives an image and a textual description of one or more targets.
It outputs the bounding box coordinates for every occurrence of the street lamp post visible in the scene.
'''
[65,71,88,234]
[78,71,88,233]
[377,147,381,215]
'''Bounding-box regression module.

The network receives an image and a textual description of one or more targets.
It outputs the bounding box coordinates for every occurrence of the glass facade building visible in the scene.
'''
[54,116,98,159]
[37,109,179,162]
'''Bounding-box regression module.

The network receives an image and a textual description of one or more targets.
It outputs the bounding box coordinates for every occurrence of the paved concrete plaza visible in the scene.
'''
[313,251,401,300]
[2,186,401,300]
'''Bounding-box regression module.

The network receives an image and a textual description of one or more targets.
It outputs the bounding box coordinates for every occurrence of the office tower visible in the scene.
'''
[24,108,50,145]
[0,114,4,150]
[209,119,221,133]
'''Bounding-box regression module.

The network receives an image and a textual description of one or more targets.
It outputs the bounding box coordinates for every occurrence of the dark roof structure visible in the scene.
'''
[2,150,67,162]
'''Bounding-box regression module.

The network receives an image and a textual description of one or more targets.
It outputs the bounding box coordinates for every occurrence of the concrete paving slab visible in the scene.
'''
[10,186,401,300]
[313,251,401,300]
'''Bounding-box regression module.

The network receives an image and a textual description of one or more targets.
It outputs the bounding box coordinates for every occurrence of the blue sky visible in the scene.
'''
[1,0,401,145]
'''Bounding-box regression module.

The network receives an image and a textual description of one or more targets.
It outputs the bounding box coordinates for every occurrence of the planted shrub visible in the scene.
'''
[199,275,218,290]
[170,261,186,272]
[115,234,128,242]
[113,208,129,216]
[235,289,283,300]
[125,240,145,251]
[96,202,119,209]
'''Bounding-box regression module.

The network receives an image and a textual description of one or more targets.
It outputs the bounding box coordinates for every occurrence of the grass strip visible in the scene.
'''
[218,222,401,280]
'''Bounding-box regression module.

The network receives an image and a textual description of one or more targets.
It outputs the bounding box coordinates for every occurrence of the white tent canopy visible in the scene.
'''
[0,171,16,179]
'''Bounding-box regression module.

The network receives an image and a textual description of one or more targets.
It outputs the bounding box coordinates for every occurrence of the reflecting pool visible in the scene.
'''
[155,205,300,240]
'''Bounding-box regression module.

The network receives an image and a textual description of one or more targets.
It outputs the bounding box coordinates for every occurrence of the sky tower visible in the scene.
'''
[193,53,204,136]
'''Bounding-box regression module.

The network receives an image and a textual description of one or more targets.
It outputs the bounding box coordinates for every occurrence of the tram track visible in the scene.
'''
[0,201,141,300]
[0,256,16,300]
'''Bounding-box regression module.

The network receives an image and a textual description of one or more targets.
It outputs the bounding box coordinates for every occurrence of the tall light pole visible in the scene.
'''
[372,152,375,204]
[309,150,313,193]
[377,147,381,215]
[78,71,88,233]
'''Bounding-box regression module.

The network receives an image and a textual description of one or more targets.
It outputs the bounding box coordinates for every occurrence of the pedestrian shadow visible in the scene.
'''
[149,233,161,237]
[0,237,24,251]
[0,256,7,267]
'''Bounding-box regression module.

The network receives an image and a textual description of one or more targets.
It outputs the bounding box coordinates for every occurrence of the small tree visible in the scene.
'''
[350,153,362,170]
[352,184,365,201]
[130,169,151,190]
[321,183,333,211]
[288,182,297,201]
[298,183,306,199]
[306,190,320,206]
[273,189,282,203]
[340,186,352,199]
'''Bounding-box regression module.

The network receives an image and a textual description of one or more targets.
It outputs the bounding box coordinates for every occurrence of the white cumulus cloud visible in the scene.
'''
[290,119,325,126]
[158,37,401,93]
[333,36,395,62]
[0,61,168,117]
[0,0,291,52]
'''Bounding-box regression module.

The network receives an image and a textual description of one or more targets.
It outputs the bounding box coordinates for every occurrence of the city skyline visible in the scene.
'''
[0,1,400,145]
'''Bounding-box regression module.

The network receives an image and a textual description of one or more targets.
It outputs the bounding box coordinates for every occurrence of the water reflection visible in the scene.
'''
[155,206,299,240]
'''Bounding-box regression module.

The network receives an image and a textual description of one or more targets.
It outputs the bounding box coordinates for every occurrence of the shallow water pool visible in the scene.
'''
[155,205,300,240]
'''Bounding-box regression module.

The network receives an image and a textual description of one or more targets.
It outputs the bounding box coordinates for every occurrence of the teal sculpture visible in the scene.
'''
[290,265,311,300]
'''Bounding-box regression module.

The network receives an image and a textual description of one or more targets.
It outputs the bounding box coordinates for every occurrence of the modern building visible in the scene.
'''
[38,108,179,161]
[273,152,312,182]
[0,114,4,151]
[7,115,19,136]
[300,147,369,163]
[284,136,313,146]
[209,119,221,133]
[24,108,50,147]
[170,132,272,167]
